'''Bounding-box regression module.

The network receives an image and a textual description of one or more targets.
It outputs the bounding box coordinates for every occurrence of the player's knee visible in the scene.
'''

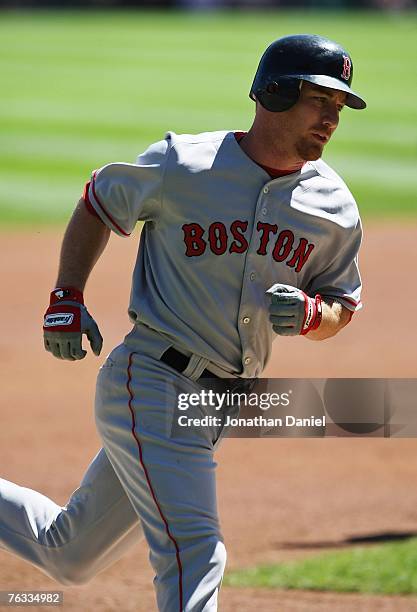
[48,558,95,586]
[184,534,227,575]
[51,568,92,587]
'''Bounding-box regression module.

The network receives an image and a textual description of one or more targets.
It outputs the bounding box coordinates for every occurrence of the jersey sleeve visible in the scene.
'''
[85,138,170,237]
[305,217,363,312]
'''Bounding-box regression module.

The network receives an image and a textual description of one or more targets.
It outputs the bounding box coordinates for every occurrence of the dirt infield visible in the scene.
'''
[1,222,417,611]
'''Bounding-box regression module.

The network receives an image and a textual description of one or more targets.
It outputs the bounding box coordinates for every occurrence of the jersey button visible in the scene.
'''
[263,186,269,194]
[242,316,251,325]
[262,208,267,215]
[250,272,256,281]
[244,356,251,365]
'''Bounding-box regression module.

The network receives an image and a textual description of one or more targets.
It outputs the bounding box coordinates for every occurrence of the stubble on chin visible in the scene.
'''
[295,137,324,162]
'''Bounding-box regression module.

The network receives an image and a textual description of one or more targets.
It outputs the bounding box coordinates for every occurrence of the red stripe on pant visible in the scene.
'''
[126,351,184,611]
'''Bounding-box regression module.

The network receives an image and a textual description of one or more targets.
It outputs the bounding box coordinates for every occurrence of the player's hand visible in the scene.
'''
[266,283,322,336]
[43,287,103,360]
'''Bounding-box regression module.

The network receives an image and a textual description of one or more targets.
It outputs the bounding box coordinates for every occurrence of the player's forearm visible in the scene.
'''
[55,199,110,291]
[306,299,351,341]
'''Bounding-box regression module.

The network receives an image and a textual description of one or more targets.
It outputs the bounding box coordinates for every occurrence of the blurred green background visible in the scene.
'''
[0,10,416,226]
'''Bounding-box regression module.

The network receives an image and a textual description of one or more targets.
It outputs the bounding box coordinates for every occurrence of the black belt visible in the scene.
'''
[160,347,220,379]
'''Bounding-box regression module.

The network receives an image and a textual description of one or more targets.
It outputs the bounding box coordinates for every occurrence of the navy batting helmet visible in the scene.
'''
[250,34,366,112]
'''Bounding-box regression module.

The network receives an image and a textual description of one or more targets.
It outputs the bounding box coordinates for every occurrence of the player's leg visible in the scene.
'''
[0,447,142,585]
[95,340,226,612]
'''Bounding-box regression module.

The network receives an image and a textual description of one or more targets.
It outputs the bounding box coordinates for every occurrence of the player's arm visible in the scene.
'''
[267,204,362,341]
[267,284,354,342]
[304,298,351,341]
[56,198,110,291]
[43,199,110,361]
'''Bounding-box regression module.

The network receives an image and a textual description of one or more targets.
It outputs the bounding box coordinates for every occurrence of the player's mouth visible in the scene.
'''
[311,132,329,144]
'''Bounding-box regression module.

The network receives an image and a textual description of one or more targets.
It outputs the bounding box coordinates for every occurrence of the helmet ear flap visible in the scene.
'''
[255,77,301,112]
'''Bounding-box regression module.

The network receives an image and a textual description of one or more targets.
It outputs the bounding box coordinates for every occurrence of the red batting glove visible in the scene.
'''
[43,287,103,360]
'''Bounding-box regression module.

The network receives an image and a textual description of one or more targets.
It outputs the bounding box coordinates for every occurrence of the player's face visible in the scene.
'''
[284,82,347,161]
[257,82,347,165]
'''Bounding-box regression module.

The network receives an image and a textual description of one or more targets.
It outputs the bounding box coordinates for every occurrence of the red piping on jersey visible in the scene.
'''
[82,181,102,221]
[90,172,131,237]
[85,197,101,220]
[126,352,183,612]
[341,296,361,308]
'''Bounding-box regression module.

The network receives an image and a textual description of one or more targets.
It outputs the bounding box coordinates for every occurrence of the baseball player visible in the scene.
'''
[0,34,365,611]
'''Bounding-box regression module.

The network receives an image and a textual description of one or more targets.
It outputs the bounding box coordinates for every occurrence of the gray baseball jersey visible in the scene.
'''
[87,130,362,378]
[0,130,363,612]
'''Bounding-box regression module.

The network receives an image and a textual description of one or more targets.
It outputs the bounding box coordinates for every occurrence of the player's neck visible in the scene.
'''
[239,126,304,174]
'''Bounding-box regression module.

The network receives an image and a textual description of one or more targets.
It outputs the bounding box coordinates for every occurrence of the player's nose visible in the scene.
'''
[322,104,340,130]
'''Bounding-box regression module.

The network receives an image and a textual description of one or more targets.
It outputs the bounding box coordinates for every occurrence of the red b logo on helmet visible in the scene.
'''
[341,56,351,81]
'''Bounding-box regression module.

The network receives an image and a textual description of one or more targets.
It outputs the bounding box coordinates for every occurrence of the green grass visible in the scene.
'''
[224,538,417,594]
[0,9,416,226]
